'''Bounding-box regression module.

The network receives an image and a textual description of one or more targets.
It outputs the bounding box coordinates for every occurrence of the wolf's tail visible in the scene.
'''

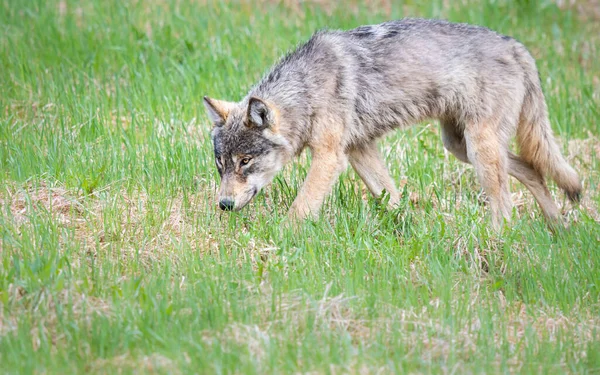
[514,45,582,202]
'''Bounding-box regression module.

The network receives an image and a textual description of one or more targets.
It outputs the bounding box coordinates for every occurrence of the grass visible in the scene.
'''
[1,0,599,373]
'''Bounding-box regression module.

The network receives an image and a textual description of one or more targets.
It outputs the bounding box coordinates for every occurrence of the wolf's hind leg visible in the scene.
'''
[442,120,560,223]
[349,142,400,207]
[443,119,511,228]
[507,152,560,222]
[464,123,513,230]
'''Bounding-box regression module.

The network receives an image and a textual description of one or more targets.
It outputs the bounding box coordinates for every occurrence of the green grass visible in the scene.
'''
[1,0,600,373]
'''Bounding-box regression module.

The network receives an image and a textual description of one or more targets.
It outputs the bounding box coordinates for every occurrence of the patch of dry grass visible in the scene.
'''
[0,283,112,352]
[90,352,179,375]
[206,283,600,373]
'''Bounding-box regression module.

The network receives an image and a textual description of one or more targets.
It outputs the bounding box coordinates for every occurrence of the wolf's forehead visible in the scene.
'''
[213,128,275,156]
[222,106,247,129]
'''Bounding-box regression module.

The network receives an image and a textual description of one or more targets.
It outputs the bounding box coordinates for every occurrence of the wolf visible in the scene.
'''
[203,18,581,229]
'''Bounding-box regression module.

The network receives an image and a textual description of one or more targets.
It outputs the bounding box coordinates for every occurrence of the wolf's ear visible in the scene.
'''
[247,97,275,129]
[203,96,235,127]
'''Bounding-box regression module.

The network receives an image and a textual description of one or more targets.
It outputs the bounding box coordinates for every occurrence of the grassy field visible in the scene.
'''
[1,0,600,373]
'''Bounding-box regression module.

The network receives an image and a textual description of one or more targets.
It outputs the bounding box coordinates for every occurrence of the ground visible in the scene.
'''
[1,0,599,374]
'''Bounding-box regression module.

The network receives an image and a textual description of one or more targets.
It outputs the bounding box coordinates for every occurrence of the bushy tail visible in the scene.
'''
[515,47,582,202]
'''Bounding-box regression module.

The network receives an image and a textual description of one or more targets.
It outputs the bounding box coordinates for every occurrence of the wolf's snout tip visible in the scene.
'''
[219,199,235,211]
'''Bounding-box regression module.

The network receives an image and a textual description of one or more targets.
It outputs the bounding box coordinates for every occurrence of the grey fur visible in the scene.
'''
[204,18,581,228]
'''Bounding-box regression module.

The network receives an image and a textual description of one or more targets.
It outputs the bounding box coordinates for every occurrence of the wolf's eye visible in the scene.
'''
[240,157,252,166]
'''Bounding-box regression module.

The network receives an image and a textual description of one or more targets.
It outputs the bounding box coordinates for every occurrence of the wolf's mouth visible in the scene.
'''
[238,187,258,210]
[226,187,259,211]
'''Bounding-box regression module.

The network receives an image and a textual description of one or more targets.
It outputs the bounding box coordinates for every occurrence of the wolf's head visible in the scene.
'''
[203,96,293,211]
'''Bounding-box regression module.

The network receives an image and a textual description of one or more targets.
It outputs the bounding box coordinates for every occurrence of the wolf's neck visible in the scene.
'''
[245,34,334,154]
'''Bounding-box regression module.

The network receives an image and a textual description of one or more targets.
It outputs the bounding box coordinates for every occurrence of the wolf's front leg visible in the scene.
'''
[288,146,348,221]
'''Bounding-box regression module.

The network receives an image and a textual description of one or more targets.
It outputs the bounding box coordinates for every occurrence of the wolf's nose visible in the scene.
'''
[219,199,235,211]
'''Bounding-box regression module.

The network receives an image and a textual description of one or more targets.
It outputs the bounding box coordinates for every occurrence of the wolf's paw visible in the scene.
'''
[282,210,303,231]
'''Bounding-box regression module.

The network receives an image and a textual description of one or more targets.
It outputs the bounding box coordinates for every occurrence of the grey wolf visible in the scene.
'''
[203,18,581,229]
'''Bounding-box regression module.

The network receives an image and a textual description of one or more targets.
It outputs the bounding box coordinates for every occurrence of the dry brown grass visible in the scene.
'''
[556,0,600,20]
[0,283,112,352]
[0,180,84,226]
[0,176,279,275]
[203,283,600,374]
[90,352,178,375]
